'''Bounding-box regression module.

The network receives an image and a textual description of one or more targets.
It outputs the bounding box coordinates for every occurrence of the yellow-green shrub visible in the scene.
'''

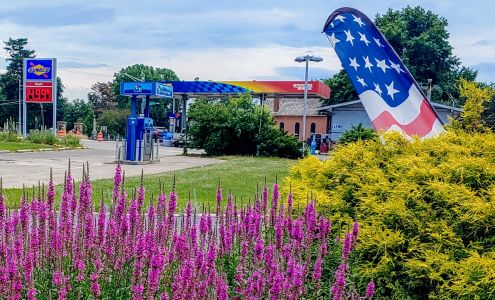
[284,130,495,299]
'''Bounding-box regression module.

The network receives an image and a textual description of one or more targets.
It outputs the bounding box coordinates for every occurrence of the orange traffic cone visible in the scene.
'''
[97,130,103,142]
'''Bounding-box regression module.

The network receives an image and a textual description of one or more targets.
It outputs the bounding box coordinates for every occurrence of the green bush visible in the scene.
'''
[27,130,58,145]
[339,123,378,144]
[188,94,301,158]
[60,134,81,147]
[0,131,20,142]
[285,130,495,299]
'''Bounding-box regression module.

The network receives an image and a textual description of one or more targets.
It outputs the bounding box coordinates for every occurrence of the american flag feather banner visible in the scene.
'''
[323,7,444,138]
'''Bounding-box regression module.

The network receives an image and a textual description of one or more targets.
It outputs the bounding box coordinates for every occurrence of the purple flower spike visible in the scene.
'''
[366,281,375,299]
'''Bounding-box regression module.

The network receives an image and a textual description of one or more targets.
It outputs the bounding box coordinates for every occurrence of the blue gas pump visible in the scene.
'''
[120,82,173,162]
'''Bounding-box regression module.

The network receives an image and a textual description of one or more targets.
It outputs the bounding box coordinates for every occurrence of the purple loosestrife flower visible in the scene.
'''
[247,271,265,297]
[270,183,279,226]
[157,193,166,219]
[47,171,55,210]
[304,201,317,234]
[318,217,332,241]
[53,271,63,287]
[147,249,166,297]
[366,281,375,299]
[313,256,323,282]
[30,230,39,266]
[19,195,29,237]
[291,218,304,248]
[262,183,268,215]
[241,240,249,259]
[168,191,177,230]
[270,272,284,300]
[132,284,144,300]
[90,273,101,297]
[287,191,293,214]
[137,184,145,212]
[342,233,353,260]
[264,244,275,269]
[23,251,34,285]
[275,215,284,250]
[330,263,348,300]
[147,203,155,230]
[0,193,5,235]
[27,287,37,300]
[75,259,86,282]
[97,200,106,247]
[113,164,122,202]
[282,243,292,261]
[104,218,117,257]
[199,214,208,236]
[216,276,228,300]
[352,220,360,245]
[254,237,264,262]
[185,200,192,231]
[216,185,222,217]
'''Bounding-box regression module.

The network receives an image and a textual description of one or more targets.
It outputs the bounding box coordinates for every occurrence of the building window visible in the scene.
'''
[273,97,280,112]
[279,122,285,131]
[310,122,316,134]
[294,122,300,137]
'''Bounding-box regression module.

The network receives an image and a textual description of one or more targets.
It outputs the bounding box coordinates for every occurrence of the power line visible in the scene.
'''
[58,67,113,78]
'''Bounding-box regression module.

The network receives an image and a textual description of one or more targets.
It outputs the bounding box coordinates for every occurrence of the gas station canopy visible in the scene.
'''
[161,80,331,99]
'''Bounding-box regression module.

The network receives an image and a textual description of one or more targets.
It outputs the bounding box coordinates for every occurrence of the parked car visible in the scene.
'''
[172,132,186,147]
[152,127,167,141]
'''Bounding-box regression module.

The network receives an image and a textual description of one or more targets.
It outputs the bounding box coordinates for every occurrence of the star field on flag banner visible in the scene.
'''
[323,7,444,138]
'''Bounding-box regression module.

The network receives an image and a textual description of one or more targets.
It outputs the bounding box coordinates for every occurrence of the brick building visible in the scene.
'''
[263,96,327,140]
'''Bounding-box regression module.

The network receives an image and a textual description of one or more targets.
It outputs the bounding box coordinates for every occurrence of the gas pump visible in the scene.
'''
[119,82,173,163]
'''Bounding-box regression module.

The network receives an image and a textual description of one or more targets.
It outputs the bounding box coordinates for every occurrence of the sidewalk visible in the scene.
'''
[0,140,223,188]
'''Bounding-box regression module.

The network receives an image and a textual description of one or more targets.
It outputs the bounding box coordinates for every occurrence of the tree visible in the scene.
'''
[0,38,35,125]
[97,109,129,136]
[322,6,477,106]
[112,64,179,109]
[339,123,378,144]
[62,99,95,134]
[450,80,495,132]
[87,81,117,116]
[188,94,301,158]
[322,70,358,105]
[0,38,66,129]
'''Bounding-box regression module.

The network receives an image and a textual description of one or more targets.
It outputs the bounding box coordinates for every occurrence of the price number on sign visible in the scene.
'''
[26,86,53,103]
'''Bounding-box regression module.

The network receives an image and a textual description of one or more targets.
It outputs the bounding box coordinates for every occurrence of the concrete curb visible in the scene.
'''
[8,146,88,154]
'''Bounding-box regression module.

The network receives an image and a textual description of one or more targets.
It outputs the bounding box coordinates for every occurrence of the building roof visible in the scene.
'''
[161,80,331,99]
[318,99,463,112]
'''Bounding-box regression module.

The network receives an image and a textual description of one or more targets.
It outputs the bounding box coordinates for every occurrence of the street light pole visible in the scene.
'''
[302,58,309,156]
[294,54,323,156]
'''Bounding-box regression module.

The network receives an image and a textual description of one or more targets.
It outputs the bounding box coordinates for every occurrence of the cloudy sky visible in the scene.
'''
[0,0,493,100]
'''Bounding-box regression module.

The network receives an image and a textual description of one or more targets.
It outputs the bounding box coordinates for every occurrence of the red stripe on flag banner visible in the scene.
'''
[371,99,438,137]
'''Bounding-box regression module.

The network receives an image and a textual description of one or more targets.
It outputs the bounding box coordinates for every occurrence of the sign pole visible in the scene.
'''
[52,59,57,134]
[23,99,27,138]
[18,79,22,135]
[22,59,27,138]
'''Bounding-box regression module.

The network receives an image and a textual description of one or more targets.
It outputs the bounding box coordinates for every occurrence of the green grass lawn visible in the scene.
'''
[1,156,295,210]
[0,141,55,151]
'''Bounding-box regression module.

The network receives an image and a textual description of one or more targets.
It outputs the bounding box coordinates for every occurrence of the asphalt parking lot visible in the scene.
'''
[0,140,222,188]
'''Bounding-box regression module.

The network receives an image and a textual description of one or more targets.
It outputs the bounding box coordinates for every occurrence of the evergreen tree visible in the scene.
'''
[0,38,35,126]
